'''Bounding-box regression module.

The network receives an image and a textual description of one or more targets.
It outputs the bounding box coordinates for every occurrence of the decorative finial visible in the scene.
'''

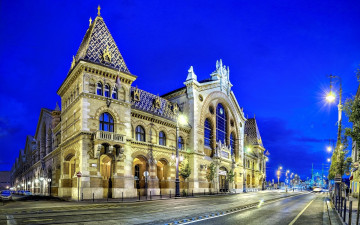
[89,17,92,26]
[97,5,101,16]
[71,55,75,69]
[55,102,60,111]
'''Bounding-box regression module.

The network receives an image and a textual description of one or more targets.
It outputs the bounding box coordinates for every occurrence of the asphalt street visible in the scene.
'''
[190,192,327,225]
[0,191,336,225]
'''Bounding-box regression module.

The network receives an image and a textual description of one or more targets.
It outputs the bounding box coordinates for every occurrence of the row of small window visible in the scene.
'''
[135,126,185,150]
[64,87,80,108]
[97,82,118,99]
[99,112,185,150]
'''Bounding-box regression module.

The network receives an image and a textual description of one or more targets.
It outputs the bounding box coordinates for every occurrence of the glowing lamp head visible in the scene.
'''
[279,166,282,170]
[246,147,251,153]
[326,91,336,103]
[327,158,331,162]
[327,146,332,152]
[178,114,187,125]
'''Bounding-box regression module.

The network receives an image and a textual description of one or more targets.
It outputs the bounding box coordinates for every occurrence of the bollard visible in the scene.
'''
[343,198,346,222]
[160,190,162,199]
[122,192,123,202]
[93,193,94,202]
[217,189,219,195]
[150,191,152,200]
[107,195,108,202]
[82,193,83,201]
[204,189,205,195]
[349,201,352,225]
[192,190,194,197]
[170,190,171,198]
[138,190,140,201]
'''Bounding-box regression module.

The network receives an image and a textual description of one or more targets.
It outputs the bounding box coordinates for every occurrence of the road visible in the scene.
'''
[190,192,329,225]
[1,191,340,225]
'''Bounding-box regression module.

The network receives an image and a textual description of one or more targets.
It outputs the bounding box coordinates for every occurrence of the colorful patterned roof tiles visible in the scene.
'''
[130,87,177,120]
[244,118,264,148]
[74,16,130,73]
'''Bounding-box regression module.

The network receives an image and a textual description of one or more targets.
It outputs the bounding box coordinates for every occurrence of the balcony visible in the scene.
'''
[95,130,125,144]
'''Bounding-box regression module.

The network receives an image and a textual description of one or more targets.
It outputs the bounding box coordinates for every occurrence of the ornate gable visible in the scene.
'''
[74,15,130,73]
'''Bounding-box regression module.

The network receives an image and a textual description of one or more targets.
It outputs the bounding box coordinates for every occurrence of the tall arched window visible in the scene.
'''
[178,136,184,150]
[97,82,103,96]
[216,103,227,144]
[135,126,145,142]
[112,87,118,99]
[159,131,166,146]
[99,112,114,132]
[230,133,235,155]
[204,119,212,147]
[104,84,110,97]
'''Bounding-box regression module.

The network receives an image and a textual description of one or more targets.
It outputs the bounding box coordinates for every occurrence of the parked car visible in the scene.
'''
[0,190,12,200]
[313,186,322,192]
[24,191,32,196]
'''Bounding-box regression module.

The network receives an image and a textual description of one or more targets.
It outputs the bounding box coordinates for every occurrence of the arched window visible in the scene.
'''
[178,136,184,150]
[99,112,114,132]
[159,131,166,146]
[204,119,212,147]
[112,87,118,99]
[135,126,145,142]
[97,82,103,96]
[216,103,227,144]
[104,84,110,98]
[230,133,235,155]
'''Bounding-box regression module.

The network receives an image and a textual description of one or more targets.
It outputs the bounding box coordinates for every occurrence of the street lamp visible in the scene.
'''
[277,170,280,187]
[175,113,187,198]
[327,146,332,152]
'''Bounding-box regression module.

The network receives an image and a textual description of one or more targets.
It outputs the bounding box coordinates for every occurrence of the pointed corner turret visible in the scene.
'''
[72,6,130,74]
[244,117,264,148]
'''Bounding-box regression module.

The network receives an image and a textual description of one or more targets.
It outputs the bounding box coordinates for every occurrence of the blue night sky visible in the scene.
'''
[1,0,360,181]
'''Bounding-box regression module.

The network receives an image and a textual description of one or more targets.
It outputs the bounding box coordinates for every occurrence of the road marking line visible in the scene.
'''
[288,198,315,225]
[179,193,307,225]
[6,215,17,225]
[23,218,53,222]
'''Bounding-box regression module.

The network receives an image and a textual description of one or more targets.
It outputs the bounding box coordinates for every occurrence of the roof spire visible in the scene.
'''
[97,5,101,17]
[89,17,92,26]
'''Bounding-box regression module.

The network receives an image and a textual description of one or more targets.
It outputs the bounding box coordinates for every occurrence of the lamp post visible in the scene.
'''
[175,113,187,198]
[325,75,344,209]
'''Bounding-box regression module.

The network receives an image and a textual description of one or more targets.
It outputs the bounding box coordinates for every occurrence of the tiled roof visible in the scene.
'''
[74,16,129,73]
[131,87,177,120]
[244,118,264,148]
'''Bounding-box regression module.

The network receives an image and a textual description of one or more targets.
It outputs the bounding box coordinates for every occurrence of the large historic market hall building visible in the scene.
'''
[11,8,268,200]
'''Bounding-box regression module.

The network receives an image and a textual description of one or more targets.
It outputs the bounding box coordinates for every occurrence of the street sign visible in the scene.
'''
[143,171,149,177]
[76,171,82,178]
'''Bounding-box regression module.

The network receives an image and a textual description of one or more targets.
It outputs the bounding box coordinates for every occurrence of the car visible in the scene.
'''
[313,187,322,192]
[24,190,32,196]
[0,190,12,200]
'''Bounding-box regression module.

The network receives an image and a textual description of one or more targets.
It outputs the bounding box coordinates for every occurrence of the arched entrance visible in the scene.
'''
[157,159,170,190]
[252,175,255,187]
[100,154,113,198]
[219,167,228,192]
[133,155,148,195]
[259,178,263,188]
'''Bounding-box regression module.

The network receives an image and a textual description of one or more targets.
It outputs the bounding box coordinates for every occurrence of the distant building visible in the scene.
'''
[10,8,268,199]
[350,84,360,194]
[0,171,11,190]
